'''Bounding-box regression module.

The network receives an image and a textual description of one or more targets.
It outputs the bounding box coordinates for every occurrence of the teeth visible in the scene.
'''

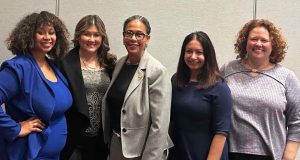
[41,43,52,47]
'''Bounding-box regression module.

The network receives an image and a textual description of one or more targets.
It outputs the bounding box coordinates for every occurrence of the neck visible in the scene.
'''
[79,49,98,61]
[31,51,47,68]
[190,71,199,82]
[126,55,142,65]
[79,50,101,70]
[243,59,273,71]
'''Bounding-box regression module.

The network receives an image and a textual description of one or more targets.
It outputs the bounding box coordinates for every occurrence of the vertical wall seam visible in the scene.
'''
[253,0,257,19]
[55,0,60,16]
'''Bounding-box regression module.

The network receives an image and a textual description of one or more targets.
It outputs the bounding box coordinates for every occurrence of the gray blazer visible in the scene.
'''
[102,51,173,160]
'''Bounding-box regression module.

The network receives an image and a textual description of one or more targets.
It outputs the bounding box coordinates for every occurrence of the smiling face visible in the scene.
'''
[78,25,102,54]
[123,20,150,57]
[32,24,56,55]
[184,38,205,77]
[246,26,272,63]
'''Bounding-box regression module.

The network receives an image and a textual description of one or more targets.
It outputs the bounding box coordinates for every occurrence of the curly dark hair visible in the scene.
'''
[234,19,287,64]
[5,11,69,60]
[174,31,221,89]
[72,15,116,70]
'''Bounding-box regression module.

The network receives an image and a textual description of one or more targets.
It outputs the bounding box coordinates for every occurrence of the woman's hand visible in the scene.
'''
[18,117,45,137]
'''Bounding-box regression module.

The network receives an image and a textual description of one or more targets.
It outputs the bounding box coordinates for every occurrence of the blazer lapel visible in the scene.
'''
[123,51,149,104]
[62,49,89,118]
[124,68,145,101]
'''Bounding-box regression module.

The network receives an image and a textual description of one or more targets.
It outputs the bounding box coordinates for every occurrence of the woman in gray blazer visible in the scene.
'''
[102,15,173,160]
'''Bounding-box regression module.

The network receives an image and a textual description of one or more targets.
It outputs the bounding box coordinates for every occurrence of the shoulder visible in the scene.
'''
[272,64,295,76]
[116,55,127,63]
[220,60,240,76]
[270,64,299,86]
[209,80,232,105]
[221,60,240,71]
[1,55,34,73]
[0,55,37,84]
[61,47,79,62]
[214,80,231,93]
[57,48,80,71]
[206,80,231,93]
[144,53,167,73]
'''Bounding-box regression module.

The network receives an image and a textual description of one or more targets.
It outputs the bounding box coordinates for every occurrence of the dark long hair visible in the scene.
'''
[173,31,221,89]
[72,15,116,70]
[6,11,69,60]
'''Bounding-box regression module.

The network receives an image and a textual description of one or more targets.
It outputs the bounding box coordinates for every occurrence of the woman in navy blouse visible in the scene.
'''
[169,31,232,160]
[0,11,72,160]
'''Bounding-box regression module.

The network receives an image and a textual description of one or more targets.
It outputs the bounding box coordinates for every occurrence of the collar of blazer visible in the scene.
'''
[111,51,151,103]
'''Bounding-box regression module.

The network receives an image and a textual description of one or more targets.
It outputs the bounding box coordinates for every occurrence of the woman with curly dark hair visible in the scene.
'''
[0,11,71,159]
[58,15,116,160]
[221,19,300,160]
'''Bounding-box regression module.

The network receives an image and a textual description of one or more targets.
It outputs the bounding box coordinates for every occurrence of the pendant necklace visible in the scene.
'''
[80,58,100,71]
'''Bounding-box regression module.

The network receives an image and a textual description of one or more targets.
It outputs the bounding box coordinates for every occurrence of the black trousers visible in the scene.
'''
[69,134,108,160]
[229,152,273,160]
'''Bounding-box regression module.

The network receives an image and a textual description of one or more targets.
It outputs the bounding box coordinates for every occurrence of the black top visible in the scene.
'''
[107,63,138,133]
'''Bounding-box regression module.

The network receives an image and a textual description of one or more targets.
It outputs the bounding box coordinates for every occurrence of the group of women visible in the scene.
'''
[0,10,299,160]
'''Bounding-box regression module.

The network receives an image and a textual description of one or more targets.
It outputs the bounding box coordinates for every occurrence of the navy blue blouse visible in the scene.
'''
[169,80,232,160]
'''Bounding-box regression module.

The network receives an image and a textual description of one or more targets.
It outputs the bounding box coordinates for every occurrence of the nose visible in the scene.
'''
[191,52,197,59]
[255,40,263,46]
[88,35,96,42]
[43,33,50,40]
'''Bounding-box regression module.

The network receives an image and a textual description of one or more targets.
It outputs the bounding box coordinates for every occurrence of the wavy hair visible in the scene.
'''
[234,19,287,63]
[72,15,116,69]
[5,11,69,60]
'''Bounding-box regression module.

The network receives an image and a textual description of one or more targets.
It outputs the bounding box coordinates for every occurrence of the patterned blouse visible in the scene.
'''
[81,68,110,137]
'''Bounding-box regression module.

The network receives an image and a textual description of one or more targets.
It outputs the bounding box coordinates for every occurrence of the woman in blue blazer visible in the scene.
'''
[0,11,72,160]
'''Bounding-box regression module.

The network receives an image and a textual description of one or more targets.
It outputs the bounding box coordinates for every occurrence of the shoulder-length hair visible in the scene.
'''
[173,31,221,89]
[6,11,69,60]
[234,19,287,63]
[72,15,116,70]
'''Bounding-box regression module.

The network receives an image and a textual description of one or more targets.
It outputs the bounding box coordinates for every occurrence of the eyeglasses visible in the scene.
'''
[123,30,148,41]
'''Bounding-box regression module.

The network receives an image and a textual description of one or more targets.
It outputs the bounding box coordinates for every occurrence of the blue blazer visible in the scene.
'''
[0,53,70,160]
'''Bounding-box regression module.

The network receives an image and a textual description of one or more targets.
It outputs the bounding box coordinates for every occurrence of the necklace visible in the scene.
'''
[80,58,100,71]
[242,60,274,71]
[242,60,274,77]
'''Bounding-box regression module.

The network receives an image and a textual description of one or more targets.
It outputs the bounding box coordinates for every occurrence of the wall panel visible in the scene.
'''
[59,0,253,75]
[256,0,300,78]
